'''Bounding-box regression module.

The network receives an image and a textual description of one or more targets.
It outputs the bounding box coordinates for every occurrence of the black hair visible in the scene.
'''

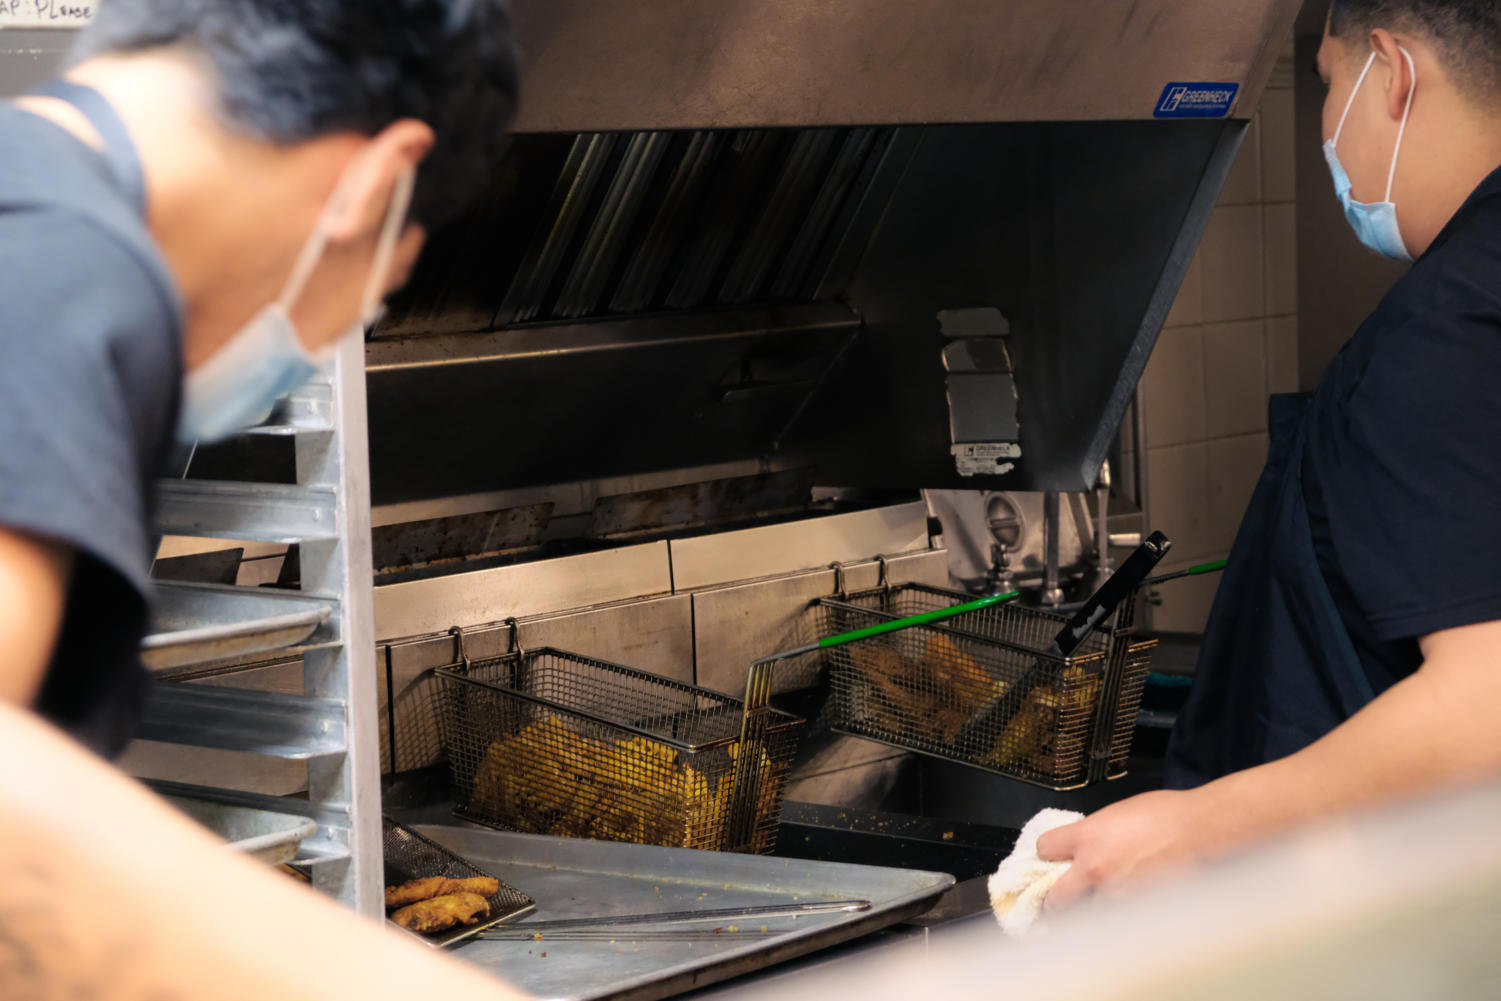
[1329,0,1501,101]
[72,0,520,229]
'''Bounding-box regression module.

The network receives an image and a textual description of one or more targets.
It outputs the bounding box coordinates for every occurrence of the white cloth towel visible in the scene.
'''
[988,808,1083,938]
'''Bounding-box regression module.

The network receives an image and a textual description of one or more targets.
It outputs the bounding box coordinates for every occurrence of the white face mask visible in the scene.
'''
[1321,47,1417,262]
[175,164,417,443]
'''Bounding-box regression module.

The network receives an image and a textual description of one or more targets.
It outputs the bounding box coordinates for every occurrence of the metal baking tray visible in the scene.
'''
[163,794,317,866]
[407,823,954,1001]
[384,819,536,949]
[143,582,333,672]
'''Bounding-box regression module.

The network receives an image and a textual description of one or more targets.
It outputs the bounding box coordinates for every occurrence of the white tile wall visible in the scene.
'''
[1142,48,1298,635]
[1141,324,1205,447]
[1264,202,1299,315]
[1203,320,1268,438]
[1146,443,1212,561]
[1260,89,1297,203]
[1266,316,1300,395]
[1200,204,1266,323]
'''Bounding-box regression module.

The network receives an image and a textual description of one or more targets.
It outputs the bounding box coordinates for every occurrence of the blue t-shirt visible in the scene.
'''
[0,101,182,755]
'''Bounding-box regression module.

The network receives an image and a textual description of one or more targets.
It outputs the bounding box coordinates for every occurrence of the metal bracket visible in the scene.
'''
[449,624,473,672]
[829,561,848,599]
[505,616,527,659]
[139,684,348,759]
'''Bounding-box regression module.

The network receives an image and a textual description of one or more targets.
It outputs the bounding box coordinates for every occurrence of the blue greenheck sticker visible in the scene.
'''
[1154,82,1240,119]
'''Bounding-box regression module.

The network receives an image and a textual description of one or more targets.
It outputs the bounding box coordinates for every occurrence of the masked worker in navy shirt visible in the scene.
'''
[1040,0,1501,906]
[0,3,535,998]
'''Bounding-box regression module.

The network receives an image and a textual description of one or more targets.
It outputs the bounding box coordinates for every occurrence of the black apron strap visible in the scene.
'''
[29,79,147,215]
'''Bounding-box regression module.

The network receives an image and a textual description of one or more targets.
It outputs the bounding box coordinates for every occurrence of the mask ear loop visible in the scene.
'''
[1332,50,1378,148]
[1385,46,1417,202]
[360,165,417,322]
[273,159,416,318]
[275,177,345,313]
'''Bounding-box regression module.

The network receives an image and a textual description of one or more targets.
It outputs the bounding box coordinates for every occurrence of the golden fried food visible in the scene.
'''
[467,718,780,851]
[846,631,1112,782]
[385,875,501,912]
[439,876,500,898]
[384,876,448,910]
[391,892,490,934]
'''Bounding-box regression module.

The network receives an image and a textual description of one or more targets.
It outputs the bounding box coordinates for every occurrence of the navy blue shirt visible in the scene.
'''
[0,101,182,756]
[1304,167,1501,692]
[1168,164,1501,785]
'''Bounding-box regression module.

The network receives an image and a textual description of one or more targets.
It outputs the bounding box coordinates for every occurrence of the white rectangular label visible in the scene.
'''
[0,1,96,28]
[952,442,1021,477]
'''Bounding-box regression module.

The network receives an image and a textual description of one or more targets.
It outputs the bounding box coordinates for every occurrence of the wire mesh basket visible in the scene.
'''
[814,582,1156,790]
[435,641,803,855]
[382,818,535,948]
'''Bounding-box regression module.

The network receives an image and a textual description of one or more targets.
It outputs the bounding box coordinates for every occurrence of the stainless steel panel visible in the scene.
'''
[143,582,335,671]
[138,684,347,759]
[146,780,357,865]
[243,377,335,436]
[373,541,672,642]
[506,0,1300,131]
[155,480,339,543]
[508,597,694,685]
[787,120,1248,491]
[365,304,859,503]
[406,823,954,1001]
[691,550,947,695]
[163,794,318,866]
[669,502,929,592]
[588,469,815,541]
[372,503,551,575]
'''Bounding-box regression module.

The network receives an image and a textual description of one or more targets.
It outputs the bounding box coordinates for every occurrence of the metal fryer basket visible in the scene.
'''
[435,647,803,854]
[383,818,535,948]
[814,583,1155,789]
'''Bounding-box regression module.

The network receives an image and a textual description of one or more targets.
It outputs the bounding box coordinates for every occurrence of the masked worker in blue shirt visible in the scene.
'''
[0,3,537,998]
[1041,0,1501,906]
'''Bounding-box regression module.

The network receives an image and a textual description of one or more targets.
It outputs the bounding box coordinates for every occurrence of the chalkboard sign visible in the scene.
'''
[0,1,96,28]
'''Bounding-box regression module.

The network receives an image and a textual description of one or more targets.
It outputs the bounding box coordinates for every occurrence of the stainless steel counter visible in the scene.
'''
[407,823,955,1001]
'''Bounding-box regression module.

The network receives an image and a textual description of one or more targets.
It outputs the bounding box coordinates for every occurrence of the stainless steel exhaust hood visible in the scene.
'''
[1,2,1302,502]
[367,0,1299,504]
[505,0,1296,131]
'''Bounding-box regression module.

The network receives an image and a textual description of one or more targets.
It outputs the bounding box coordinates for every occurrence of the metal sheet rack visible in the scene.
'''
[136,338,385,917]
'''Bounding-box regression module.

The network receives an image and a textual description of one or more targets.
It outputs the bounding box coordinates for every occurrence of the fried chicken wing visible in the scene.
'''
[384,876,448,910]
[438,876,500,898]
[391,892,491,934]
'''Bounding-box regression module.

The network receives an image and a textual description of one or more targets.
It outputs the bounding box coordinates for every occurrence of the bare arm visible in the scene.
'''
[0,705,533,1000]
[1038,619,1501,906]
[0,532,532,999]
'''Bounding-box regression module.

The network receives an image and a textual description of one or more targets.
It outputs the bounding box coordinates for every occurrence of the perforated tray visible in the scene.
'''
[383,818,535,948]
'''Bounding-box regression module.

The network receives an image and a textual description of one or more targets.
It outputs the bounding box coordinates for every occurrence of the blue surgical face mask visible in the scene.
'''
[176,165,417,443]
[1322,47,1417,262]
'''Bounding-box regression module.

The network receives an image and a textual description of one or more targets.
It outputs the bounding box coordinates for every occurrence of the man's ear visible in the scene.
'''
[1368,28,1416,122]
[324,119,435,243]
